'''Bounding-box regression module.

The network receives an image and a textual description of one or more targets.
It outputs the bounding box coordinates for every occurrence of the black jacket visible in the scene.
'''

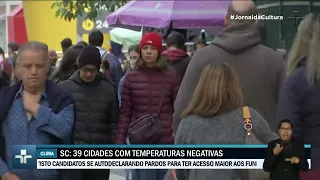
[263,138,309,180]
[168,55,190,82]
[58,70,119,144]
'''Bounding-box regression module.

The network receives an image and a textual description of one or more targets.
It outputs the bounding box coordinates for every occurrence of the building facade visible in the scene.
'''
[0,1,21,51]
[255,0,320,50]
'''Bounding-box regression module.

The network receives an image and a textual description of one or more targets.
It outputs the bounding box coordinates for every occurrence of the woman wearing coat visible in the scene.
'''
[175,64,277,180]
[276,13,320,180]
[116,32,180,180]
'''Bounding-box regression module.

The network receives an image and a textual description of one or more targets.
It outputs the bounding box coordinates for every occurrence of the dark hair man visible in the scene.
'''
[173,0,285,135]
[58,45,119,180]
[263,119,308,180]
[89,30,124,87]
[163,31,190,82]
[0,41,75,179]
[61,38,72,54]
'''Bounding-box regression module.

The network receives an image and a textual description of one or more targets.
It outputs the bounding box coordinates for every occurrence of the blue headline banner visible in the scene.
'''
[12,144,311,169]
[35,144,312,148]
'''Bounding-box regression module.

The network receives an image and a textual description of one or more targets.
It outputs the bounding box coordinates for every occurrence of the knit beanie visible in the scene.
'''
[77,45,101,69]
[139,32,162,54]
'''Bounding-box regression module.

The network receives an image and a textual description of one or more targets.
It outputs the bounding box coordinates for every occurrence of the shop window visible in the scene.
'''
[0,5,5,16]
[0,18,7,51]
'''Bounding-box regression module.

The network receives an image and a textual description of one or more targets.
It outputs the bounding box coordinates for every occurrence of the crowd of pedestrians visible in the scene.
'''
[0,0,319,180]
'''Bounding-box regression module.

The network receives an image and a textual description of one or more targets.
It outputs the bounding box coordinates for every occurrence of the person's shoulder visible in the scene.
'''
[291,137,305,146]
[57,79,74,88]
[256,44,285,64]
[0,85,13,97]
[288,65,307,81]
[165,67,178,75]
[180,115,204,129]
[181,55,191,63]
[182,114,216,127]
[267,139,279,146]
[47,80,73,98]
[248,107,263,119]
[190,44,226,67]
[100,77,116,89]
[283,66,308,93]
[126,69,142,77]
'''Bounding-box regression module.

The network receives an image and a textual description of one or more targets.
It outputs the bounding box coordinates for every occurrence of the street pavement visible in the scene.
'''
[110,169,125,180]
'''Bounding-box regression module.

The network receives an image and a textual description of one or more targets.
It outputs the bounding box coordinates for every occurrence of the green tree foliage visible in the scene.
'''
[51,0,128,21]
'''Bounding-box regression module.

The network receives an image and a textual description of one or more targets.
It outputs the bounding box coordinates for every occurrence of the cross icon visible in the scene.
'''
[288,11,304,26]
[15,149,32,164]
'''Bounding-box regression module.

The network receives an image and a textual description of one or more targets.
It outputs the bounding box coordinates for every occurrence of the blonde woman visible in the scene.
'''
[276,13,320,180]
[175,64,276,180]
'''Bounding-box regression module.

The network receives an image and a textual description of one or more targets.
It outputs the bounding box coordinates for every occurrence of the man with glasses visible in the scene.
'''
[58,45,119,180]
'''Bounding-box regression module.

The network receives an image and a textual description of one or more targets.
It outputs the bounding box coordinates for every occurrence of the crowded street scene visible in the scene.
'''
[0,0,319,180]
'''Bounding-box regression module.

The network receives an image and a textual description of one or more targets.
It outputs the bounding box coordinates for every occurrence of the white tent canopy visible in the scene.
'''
[109,28,142,47]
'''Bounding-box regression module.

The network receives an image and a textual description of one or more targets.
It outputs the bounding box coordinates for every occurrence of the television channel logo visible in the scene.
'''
[12,145,37,169]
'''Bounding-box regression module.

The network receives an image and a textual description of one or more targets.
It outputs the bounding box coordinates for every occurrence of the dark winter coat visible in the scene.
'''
[276,58,320,168]
[115,67,180,144]
[0,70,9,90]
[58,70,119,144]
[162,48,190,82]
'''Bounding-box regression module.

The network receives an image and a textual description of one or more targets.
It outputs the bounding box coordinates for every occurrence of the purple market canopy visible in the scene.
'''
[107,1,231,29]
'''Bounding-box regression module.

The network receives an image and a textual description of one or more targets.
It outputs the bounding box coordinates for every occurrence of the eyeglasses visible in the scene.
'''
[81,67,98,73]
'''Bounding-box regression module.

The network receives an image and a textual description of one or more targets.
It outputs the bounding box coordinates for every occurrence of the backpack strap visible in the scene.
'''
[237,106,253,180]
[101,51,108,60]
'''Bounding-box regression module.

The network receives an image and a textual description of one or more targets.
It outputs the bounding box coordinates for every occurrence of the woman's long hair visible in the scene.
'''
[287,13,320,85]
[182,64,244,118]
[50,45,84,81]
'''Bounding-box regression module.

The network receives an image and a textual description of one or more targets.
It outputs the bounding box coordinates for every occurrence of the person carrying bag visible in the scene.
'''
[127,75,166,144]
[238,106,270,180]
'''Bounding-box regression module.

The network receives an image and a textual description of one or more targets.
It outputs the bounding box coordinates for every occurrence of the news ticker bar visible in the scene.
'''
[36,159,312,169]
[12,145,312,170]
[37,148,311,159]
[34,145,311,159]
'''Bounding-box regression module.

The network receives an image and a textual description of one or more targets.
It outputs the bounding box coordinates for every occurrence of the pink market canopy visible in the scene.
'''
[107,1,231,29]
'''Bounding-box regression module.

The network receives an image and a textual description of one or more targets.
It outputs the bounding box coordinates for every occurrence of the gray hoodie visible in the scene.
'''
[173,23,285,134]
[174,108,278,180]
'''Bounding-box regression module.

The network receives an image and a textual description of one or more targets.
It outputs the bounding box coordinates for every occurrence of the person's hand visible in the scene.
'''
[23,91,40,117]
[285,157,300,164]
[273,143,283,155]
[2,172,20,180]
